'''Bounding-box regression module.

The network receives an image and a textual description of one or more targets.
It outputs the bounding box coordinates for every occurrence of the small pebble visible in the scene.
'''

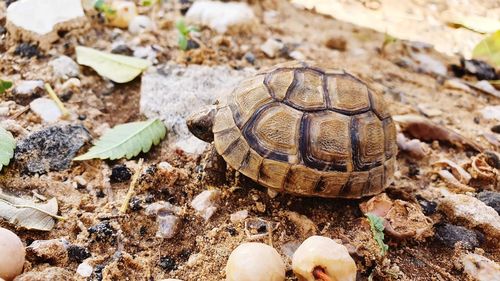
[461,59,498,81]
[88,221,115,242]
[67,245,91,263]
[26,239,68,265]
[226,242,285,281]
[477,191,500,214]
[14,43,39,58]
[185,1,256,33]
[12,80,44,105]
[191,190,221,221]
[110,164,132,183]
[260,38,284,58]
[243,52,255,64]
[435,223,481,249]
[159,256,177,271]
[49,55,80,79]
[128,15,153,34]
[292,236,356,281]
[0,228,25,281]
[76,262,93,278]
[230,210,248,223]
[462,253,500,281]
[111,44,133,55]
[29,98,62,122]
[325,36,347,51]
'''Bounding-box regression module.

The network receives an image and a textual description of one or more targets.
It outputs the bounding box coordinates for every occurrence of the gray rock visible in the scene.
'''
[477,191,500,214]
[49,55,80,79]
[15,124,91,174]
[435,223,481,249]
[26,238,69,265]
[139,64,254,154]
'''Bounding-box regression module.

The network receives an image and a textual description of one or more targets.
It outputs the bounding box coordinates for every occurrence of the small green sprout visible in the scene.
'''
[0,79,13,94]
[94,0,116,17]
[176,20,198,51]
[366,213,389,256]
[381,32,397,53]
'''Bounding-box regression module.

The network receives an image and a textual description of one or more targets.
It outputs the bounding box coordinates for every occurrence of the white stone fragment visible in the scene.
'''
[226,242,285,281]
[133,46,157,63]
[186,1,256,33]
[6,0,85,48]
[14,80,44,95]
[260,38,284,58]
[76,262,93,278]
[476,80,500,98]
[129,15,153,34]
[462,253,500,281]
[230,210,248,223]
[439,193,500,238]
[145,201,183,239]
[49,56,80,79]
[289,50,306,61]
[30,98,62,122]
[480,105,500,121]
[191,190,221,221]
[444,79,471,92]
[292,236,357,281]
[140,64,254,154]
[410,53,447,76]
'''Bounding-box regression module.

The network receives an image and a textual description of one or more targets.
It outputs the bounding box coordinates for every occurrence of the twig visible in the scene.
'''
[44,83,69,117]
[10,105,30,119]
[120,158,143,213]
[0,199,66,220]
[313,267,332,281]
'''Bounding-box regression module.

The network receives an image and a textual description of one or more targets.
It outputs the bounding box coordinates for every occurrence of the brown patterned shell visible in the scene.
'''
[213,61,397,198]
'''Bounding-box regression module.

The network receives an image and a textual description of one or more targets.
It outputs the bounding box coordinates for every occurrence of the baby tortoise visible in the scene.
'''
[187,61,397,198]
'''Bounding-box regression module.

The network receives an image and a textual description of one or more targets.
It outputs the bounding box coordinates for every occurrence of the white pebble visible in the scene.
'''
[0,228,25,281]
[49,55,80,79]
[128,15,153,34]
[145,201,182,239]
[230,210,248,223]
[260,38,284,58]
[292,236,357,281]
[226,243,285,281]
[186,1,256,33]
[191,190,221,221]
[14,80,44,95]
[480,105,500,121]
[76,262,93,277]
[30,98,62,122]
[462,253,500,281]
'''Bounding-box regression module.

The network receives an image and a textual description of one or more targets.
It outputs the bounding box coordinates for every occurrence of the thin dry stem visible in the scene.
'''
[44,83,69,117]
[120,158,143,213]
[313,267,332,281]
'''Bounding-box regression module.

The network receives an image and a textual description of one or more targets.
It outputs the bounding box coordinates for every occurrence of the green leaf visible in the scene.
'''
[94,0,116,16]
[74,119,166,160]
[0,190,61,231]
[0,79,13,94]
[366,213,389,256]
[178,35,188,51]
[75,46,151,83]
[142,0,153,6]
[472,30,500,68]
[0,127,15,172]
[176,20,189,35]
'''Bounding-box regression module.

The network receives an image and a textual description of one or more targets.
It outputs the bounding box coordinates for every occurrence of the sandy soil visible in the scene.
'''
[0,0,499,280]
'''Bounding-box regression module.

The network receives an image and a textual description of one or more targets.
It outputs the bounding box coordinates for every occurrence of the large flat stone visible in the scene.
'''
[140,64,254,154]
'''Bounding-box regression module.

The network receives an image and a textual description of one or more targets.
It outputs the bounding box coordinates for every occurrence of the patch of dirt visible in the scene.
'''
[0,0,498,280]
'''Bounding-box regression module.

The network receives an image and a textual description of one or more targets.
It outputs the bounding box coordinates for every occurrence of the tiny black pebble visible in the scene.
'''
[473,116,480,124]
[110,164,132,183]
[416,195,437,215]
[67,245,91,263]
[178,249,192,261]
[59,90,74,102]
[14,43,40,58]
[491,125,500,134]
[140,226,148,235]
[111,44,133,56]
[244,52,256,64]
[145,193,155,203]
[96,190,106,198]
[78,114,87,121]
[226,226,237,236]
[159,256,177,271]
[130,197,142,211]
[408,162,420,177]
[0,26,6,36]
[93,264,105,281]
[88,221,115,241]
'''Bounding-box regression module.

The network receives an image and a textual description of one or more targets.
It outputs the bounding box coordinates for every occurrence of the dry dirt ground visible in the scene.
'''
[0,0,499,280]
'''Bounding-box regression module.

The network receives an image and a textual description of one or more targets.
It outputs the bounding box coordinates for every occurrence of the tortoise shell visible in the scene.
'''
[213,61,397,198]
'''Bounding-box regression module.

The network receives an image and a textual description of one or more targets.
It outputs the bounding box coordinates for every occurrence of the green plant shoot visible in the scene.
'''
[0,79,13,94]
[366,213,389,256]
[94,0,116,17]
[176,20,198,51]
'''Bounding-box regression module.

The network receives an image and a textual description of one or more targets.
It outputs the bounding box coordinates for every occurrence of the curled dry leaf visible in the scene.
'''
[437,170,475,192]
[0,190,62,231]
[396,133,430,159]
[393,115,483,152]
[360,193,434,241]
[432,159,472,184]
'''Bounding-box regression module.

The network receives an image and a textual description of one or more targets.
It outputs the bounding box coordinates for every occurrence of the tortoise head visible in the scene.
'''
[186,106,217,143]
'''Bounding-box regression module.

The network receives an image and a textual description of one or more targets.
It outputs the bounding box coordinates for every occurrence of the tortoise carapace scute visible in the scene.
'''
[211,61,397,198]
